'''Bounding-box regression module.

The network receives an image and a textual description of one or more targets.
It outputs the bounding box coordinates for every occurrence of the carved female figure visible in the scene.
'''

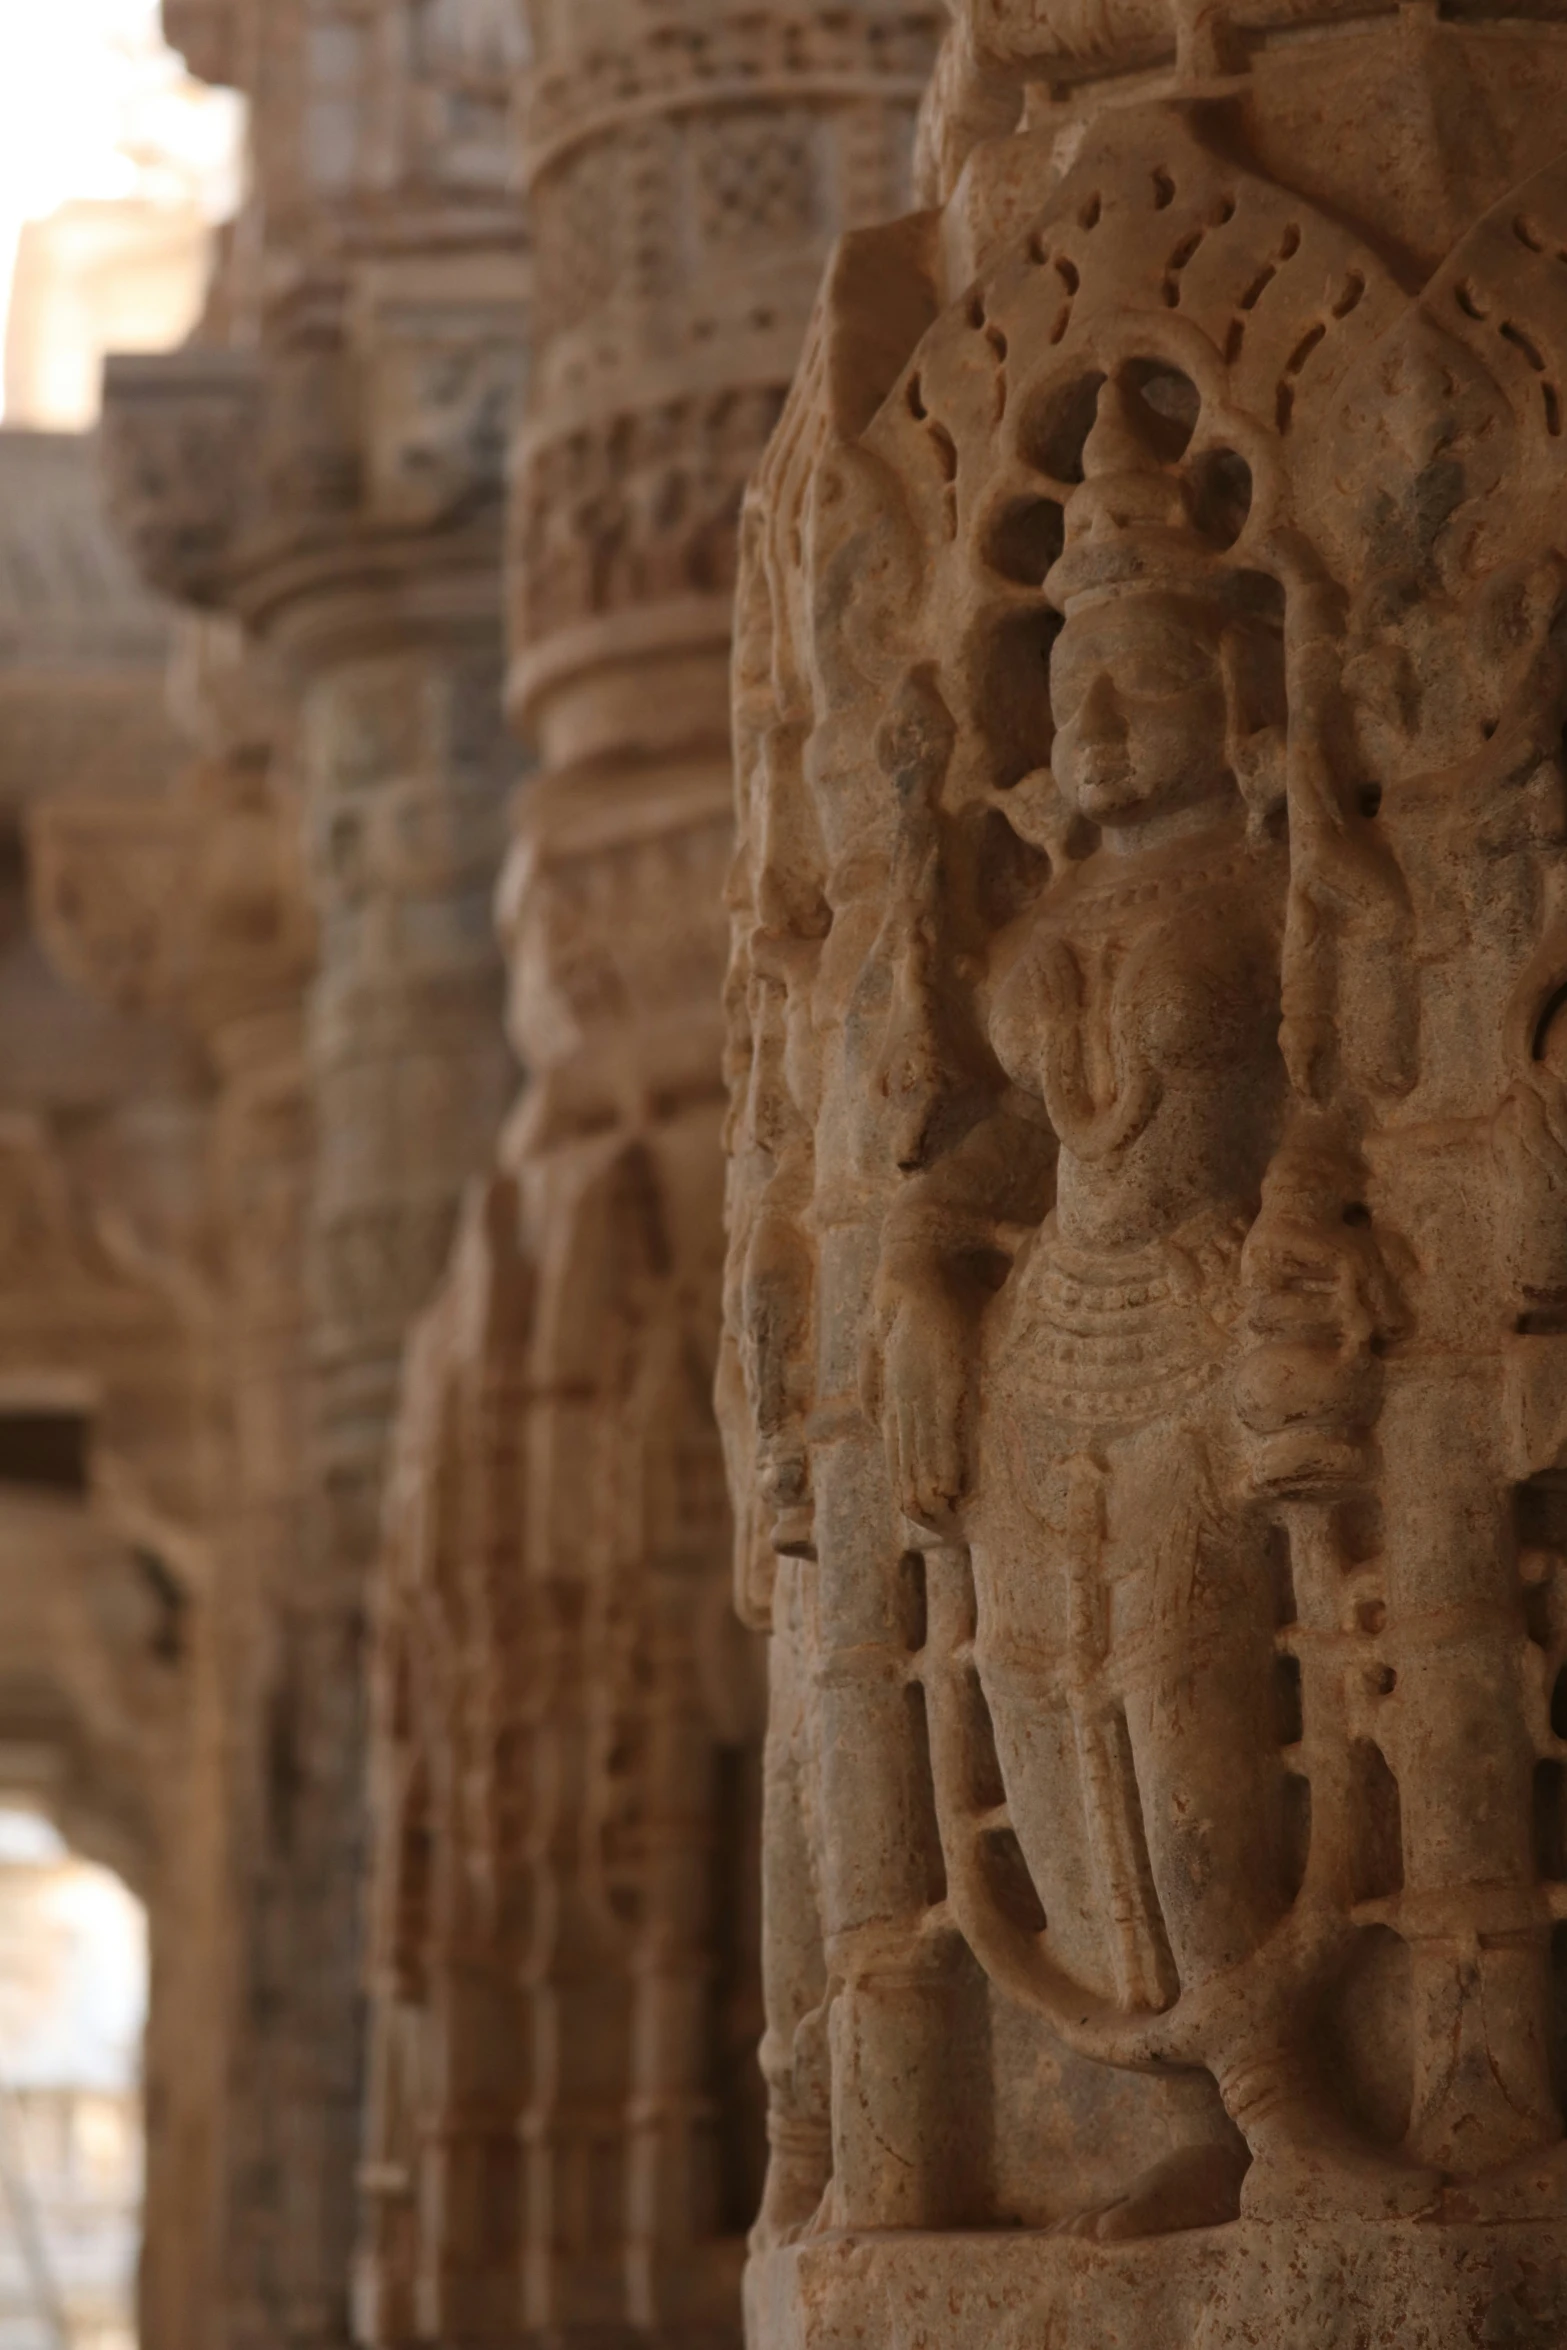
[727,74,1567,2344]
[874,367,1429,2232]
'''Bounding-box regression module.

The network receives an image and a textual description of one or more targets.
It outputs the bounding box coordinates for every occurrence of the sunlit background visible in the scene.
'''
[0,1810,147,2350]
[0,0,243,427]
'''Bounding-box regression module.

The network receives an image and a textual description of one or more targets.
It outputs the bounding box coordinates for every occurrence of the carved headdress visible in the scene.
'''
[1043,375,1243,612]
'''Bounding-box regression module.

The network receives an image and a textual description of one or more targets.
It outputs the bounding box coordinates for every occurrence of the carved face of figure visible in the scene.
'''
[1050,591,1231,832]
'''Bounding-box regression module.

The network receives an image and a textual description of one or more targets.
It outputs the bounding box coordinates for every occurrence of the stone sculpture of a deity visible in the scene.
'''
[722,29,1567,2340]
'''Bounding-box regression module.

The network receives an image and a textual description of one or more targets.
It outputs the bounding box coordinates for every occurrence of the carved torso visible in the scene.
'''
[991,818,1286,1253]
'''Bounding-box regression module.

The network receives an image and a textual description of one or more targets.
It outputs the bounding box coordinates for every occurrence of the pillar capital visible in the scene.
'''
[508,0,942,747]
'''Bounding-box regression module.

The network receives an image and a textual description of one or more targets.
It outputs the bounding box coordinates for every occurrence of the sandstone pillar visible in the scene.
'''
[724,6,1567,2341]
[512,10,948,2332]
[100,11,531,2344]
[357,1179,533,2350]
[0,428,227,2350]
[353,7,942,2344]
[29,613,316,2350]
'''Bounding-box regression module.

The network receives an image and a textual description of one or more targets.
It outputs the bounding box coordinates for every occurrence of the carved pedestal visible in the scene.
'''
[756,2223,1567,2347]
[726,7,1567,2341]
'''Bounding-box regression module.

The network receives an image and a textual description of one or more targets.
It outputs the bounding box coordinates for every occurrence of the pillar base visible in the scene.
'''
[748,2219,1567,2348]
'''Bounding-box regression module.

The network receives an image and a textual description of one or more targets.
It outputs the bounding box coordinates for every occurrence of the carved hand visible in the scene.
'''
[870,1264,974,1535]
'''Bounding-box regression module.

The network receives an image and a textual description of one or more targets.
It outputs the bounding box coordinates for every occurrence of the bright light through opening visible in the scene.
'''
[0,0,244,427]
[0,1805,147,2350]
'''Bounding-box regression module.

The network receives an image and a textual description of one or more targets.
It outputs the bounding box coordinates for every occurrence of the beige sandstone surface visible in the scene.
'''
[721,2,1567,2341]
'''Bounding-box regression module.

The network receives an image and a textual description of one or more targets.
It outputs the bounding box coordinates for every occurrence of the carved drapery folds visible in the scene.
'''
[724,6,1567,2341]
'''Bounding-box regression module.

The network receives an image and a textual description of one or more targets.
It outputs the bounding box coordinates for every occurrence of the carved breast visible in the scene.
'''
[989,838,1286,1190]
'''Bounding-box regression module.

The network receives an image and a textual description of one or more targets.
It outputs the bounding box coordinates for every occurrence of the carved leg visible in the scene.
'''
[980,1441,1254,2240]
[1111,1434,1399,2229]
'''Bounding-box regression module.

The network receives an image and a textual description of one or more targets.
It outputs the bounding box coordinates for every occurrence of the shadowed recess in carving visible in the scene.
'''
[957,1663,1007,1814]
[1020,370,1105,484]
[1225,222,1303,363]
[905,1681,951,1909]
[981,1824,1046,1935]
[1265,1523,1298,1628]
[1280,1772,1311,1905]
[1530,978,1567,1063]
[984,494,1065,585]
[1348,1740,1404,1905]
[896,1550,928,1651]
[134,1546,187,1666]
[0,1409,90,1495]
[969,608,1062,788]
[973,805,1052,928]
[1522,1574,1554,1648]
[1324,1926,1414,2145]
[1536,1759,1567,1881]
[708,1742,767,2233]
[1119,360,1198,461]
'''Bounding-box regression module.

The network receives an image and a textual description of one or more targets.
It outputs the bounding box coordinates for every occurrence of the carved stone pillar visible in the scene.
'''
[724,6,1567,2343]
[29,612,316,2350]
[510,8,944,2338]
[357,1178,533,2350]
[0,427,223,2350]
[100,11,530,2345]
[354,7,942,2346]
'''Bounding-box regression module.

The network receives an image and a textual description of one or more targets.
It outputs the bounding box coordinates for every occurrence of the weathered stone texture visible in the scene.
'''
[724,4,1567,2341]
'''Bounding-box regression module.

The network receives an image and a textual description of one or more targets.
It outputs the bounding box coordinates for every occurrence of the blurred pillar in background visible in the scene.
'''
[99,9,528,2348]
[29,611,314,2350]
[349,7,941,2348]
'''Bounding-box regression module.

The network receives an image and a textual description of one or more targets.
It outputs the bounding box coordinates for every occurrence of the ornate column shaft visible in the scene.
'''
[725,3,1567,2343]
[358,1178,533,2350]
[227,265,523,2350]
[29,611,317,2350]
[357,7,943,2347]
[0,427,228,2350]
[101,11,530,2347]
[507,7,942,2342]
